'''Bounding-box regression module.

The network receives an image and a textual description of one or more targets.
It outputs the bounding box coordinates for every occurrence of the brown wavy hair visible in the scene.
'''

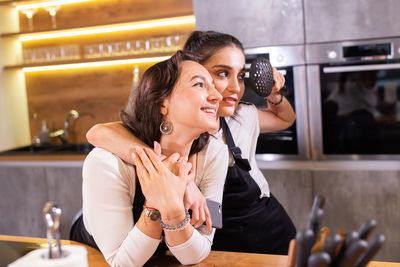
[183,30,244,64]
[120,51,209,155]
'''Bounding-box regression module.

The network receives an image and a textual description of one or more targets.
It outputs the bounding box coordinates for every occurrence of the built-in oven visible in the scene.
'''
[307,38,400,160]
[243,45,309,160]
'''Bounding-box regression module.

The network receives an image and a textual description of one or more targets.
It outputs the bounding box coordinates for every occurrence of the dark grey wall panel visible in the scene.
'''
[45,167,83,239]
[193,0,304,47]
[304,0,400,43]
[0,164,83,239]
[0,167,47,237]
[312,170,400,262]
[263,169,313,231]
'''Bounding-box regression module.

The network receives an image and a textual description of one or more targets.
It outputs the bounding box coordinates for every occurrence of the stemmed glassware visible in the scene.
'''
[20,8,38,31]
[44,5,61,29]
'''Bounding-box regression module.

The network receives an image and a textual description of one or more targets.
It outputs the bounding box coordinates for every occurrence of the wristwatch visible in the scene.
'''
[143,206,160,221]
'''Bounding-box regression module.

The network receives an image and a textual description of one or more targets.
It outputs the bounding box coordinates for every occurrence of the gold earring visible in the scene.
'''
[160,120,173,135]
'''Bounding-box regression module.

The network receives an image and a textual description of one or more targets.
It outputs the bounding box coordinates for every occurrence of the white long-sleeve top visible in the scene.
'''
[82,138,228,267]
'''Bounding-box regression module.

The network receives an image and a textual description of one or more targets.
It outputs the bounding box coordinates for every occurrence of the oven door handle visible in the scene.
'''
[323,63,400,73]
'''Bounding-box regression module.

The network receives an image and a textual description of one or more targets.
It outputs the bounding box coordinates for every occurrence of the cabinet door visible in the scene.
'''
[304,0,400,43]
[193,0,304,47]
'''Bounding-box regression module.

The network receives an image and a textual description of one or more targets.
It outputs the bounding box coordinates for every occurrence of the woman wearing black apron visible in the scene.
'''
[84,31,297,256]
[212,117,296,255]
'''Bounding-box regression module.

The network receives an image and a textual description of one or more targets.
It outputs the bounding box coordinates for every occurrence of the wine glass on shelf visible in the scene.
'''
[20,8,38,31]
[44,5,61,29]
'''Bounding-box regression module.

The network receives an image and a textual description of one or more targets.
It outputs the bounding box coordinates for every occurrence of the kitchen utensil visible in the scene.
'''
[307,251,331,267]
[355,234,385,267]
[332,238,368,267]
[42,202,62,259]
[357,219,377,241]
[334,229,347,258]
[333,230,359,265]
[295,228,315,267]
[311,226,331,253]
[323,233,343,260]
[248,57,275,97]
[308,195,325,244]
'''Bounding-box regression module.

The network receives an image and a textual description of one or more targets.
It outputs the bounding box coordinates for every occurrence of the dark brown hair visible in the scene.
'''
[120,51,209,155]
[183,30,244,64]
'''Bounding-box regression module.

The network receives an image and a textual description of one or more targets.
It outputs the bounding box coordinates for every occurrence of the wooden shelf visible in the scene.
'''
[3,52,173,69]
[1,15,194,37]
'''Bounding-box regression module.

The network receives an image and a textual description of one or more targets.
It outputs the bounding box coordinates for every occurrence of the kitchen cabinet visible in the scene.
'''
[304,0,400,43]
[193,0,304,48]
[0,0,194,152]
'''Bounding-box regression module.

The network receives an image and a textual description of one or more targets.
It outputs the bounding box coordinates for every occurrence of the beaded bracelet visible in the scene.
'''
[266,90,284,106]
[160,210,191,231]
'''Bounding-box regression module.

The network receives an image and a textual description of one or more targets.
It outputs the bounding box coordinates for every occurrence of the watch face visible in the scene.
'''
[149,211,160,221]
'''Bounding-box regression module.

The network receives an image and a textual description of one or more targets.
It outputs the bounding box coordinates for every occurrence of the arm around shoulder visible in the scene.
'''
[86,121,147,164]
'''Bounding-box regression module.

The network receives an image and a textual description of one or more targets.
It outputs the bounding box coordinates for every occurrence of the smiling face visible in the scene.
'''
[202,46,246,117]
[162,60,222,135]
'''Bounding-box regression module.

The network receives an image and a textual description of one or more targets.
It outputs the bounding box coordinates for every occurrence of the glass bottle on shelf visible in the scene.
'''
[44,5,61,29]
[20,8,38,32]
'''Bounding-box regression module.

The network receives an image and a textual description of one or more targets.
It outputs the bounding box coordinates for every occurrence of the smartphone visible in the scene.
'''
[206,199,223,229]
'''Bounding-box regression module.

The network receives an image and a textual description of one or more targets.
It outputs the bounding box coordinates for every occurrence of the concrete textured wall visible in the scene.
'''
[265,167,400,262]
[304,0,400,43]
[1,163,399,261]
[193,0,305,47]
[194,0,400,47]
[0,163,83,240]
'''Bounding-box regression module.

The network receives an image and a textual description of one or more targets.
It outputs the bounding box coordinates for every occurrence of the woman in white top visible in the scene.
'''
[70,51,228,266]
[86,31,297,254]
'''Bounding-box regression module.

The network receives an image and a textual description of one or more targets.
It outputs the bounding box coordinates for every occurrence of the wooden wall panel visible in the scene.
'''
[20,0,194,144]
[26,63,155,144]
[19,0,193,33]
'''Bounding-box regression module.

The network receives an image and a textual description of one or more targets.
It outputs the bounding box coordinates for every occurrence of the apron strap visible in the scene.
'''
[220,117,251,172]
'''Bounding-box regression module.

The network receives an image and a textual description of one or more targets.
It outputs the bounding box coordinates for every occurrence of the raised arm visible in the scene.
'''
[257,67,296,133]
[86,121,146,164]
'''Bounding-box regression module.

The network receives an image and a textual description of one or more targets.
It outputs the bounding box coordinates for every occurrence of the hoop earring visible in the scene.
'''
[160,120,173,135]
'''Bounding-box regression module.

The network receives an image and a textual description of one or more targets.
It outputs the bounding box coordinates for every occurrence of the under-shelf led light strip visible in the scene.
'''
[22,56,171,72]
[20,15,196,41]
[16,0,92,10]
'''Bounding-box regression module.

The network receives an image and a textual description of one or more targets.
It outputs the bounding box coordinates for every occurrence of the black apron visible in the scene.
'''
[69,177,167,254]
[212,117,296,255]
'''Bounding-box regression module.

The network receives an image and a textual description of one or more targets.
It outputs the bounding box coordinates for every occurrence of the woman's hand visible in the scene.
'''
[132,147,191,219]
[265,67,286,103]
[184,181,212,232]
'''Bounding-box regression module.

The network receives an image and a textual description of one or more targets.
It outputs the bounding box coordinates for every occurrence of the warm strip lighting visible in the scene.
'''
[20,15,195,41]
[22,56,171,72]
[16,0,91,10]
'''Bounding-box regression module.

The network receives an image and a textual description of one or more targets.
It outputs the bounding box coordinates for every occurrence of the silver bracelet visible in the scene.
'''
[160,210,191,231]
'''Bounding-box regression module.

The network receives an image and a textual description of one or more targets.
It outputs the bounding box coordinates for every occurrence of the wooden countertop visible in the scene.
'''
[1,235,399,267]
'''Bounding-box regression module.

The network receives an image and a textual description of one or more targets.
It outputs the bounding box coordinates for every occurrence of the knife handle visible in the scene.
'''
[357,219,377,241]
[354,234,385,267]
[312,195,326,210]
[311,226,331,254]
[295,228,314,267]
[332,238,368,267]
[307,251,331,267]
[323,233,343,259]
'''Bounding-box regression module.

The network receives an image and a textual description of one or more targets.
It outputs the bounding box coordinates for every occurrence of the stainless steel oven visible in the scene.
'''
[243,45,309,160]
[307,38,400,160]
